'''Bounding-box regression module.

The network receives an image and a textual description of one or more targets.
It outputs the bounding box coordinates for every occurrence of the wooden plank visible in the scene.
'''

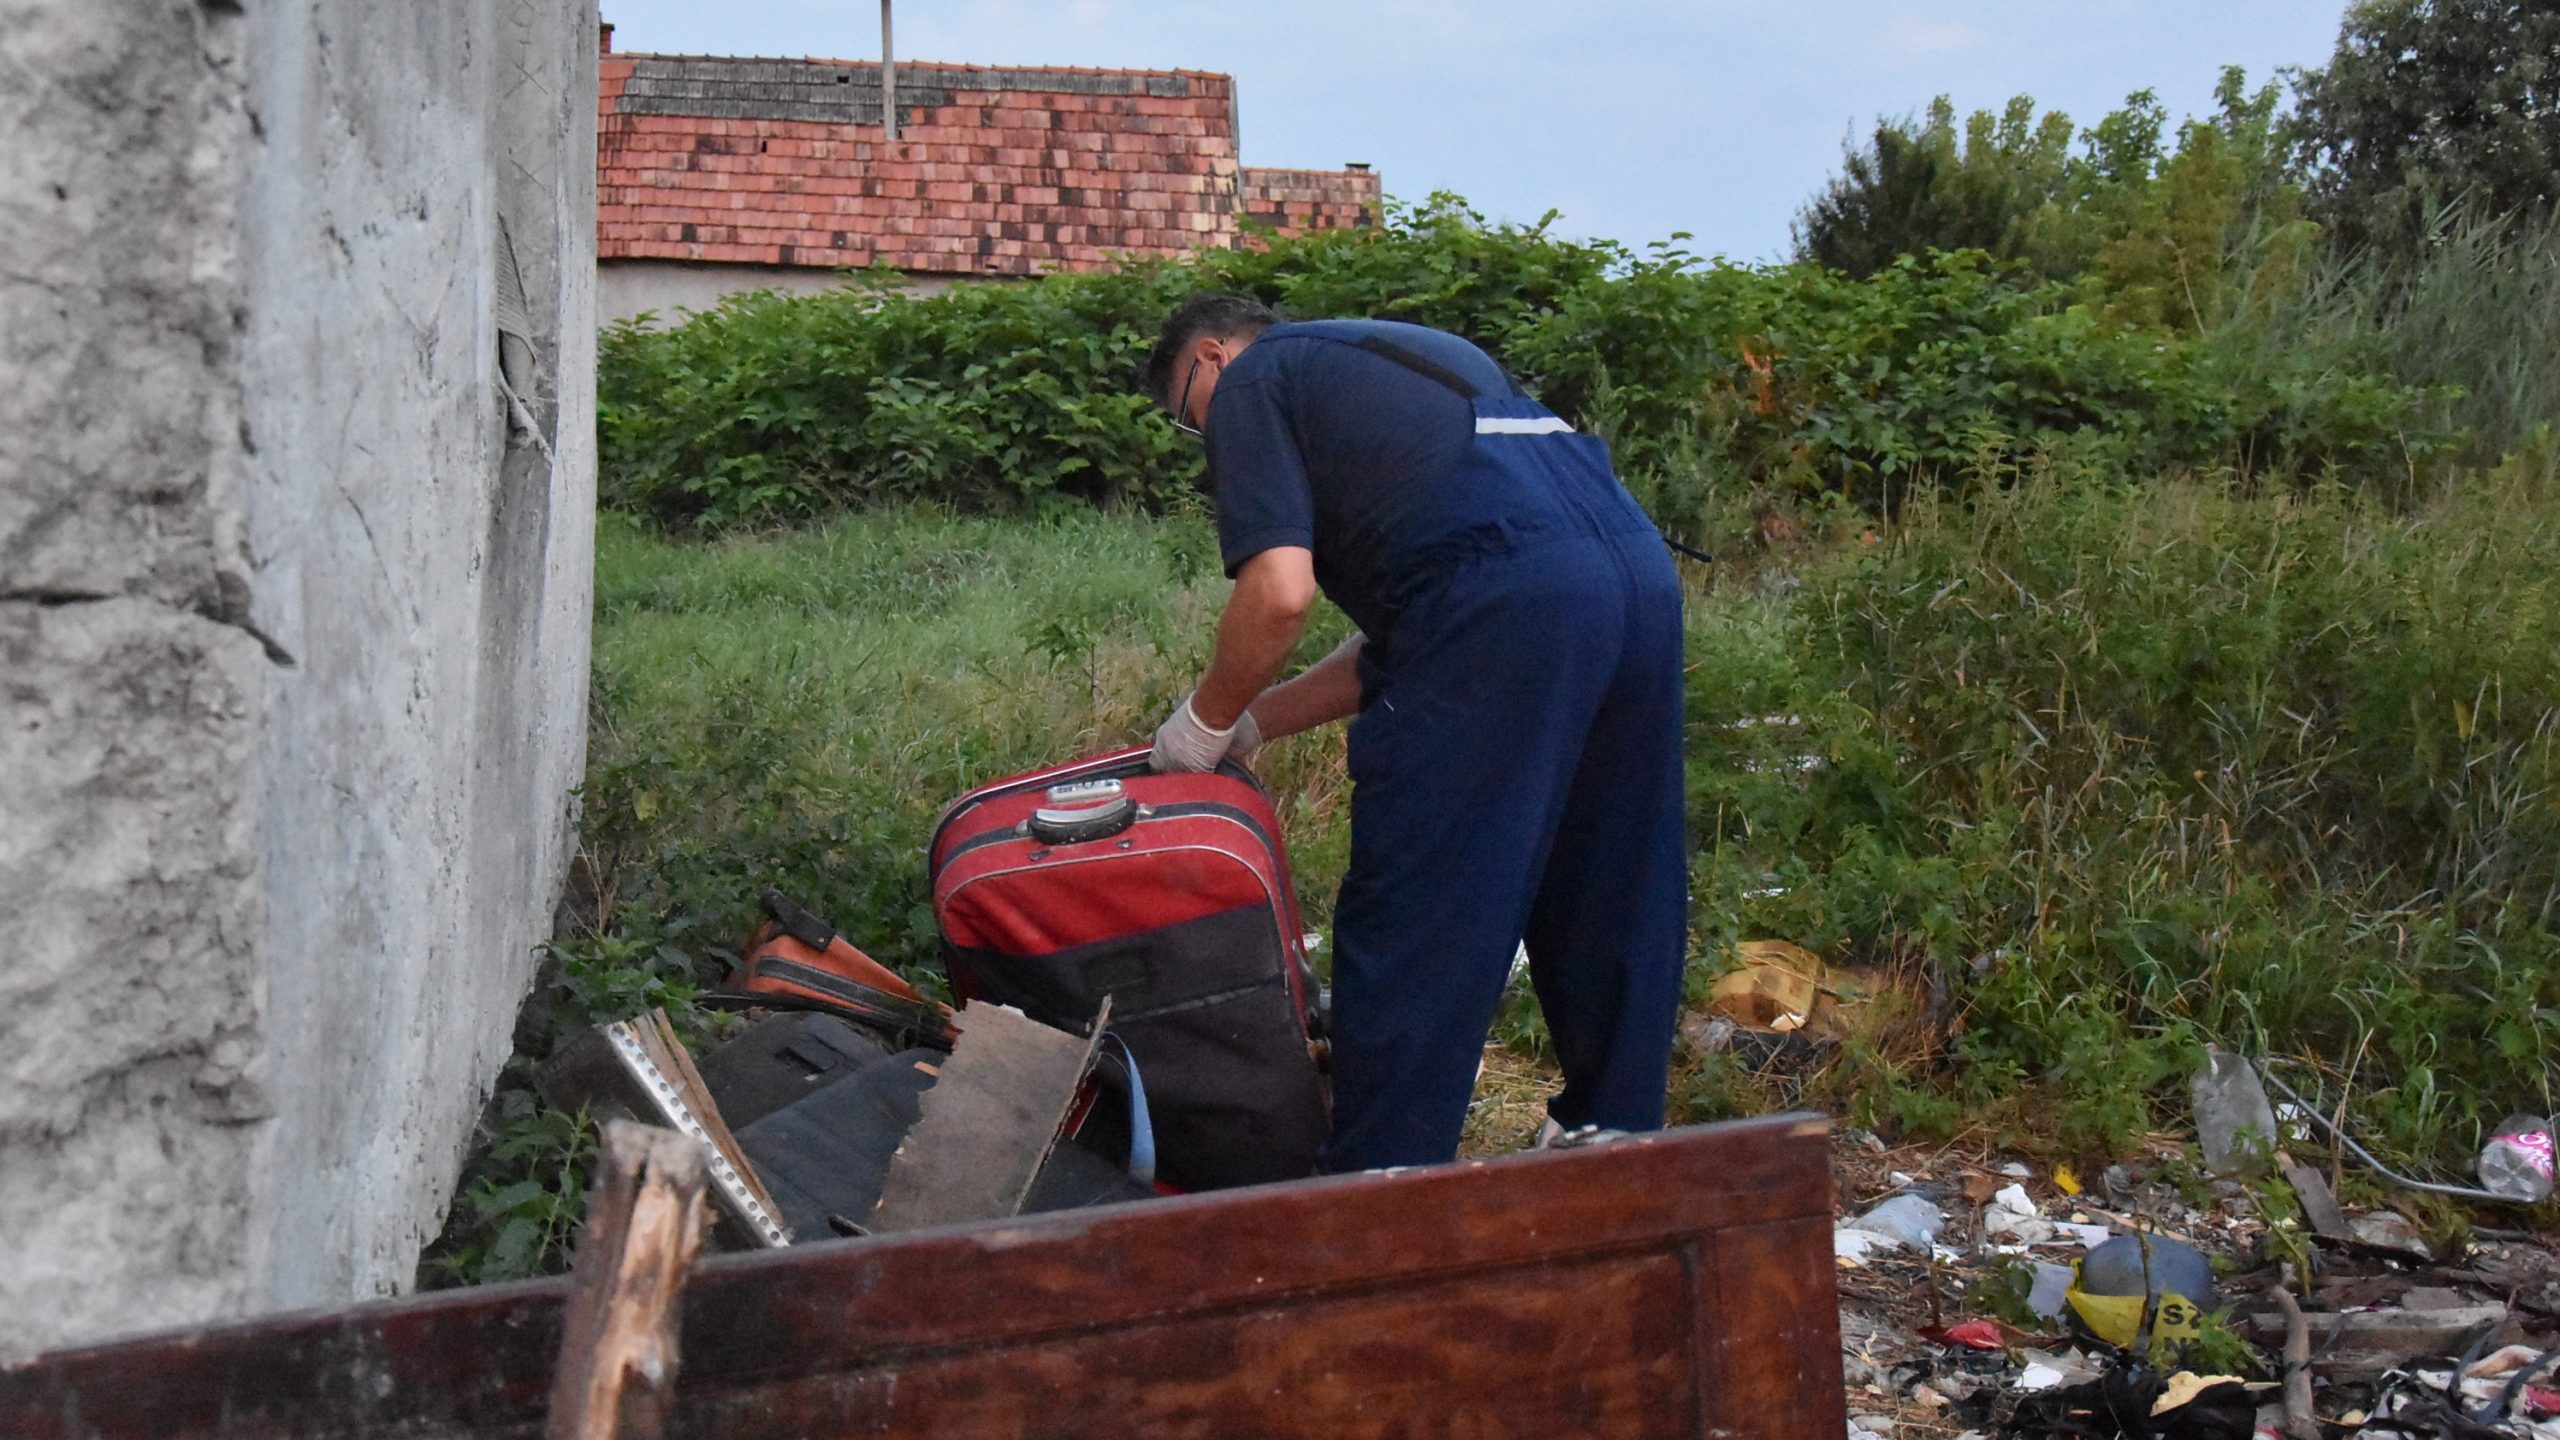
[681,1255,1698,1438]
[636,1011,780,1233]
[546,1122,711,1440]
[0,1114,1841,1440]
[866,1000,1101,1233]
[2246,1302,2512,1377]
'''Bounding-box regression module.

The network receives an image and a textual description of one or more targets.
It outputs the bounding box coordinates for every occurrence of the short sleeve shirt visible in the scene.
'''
[1204,320,1519,638]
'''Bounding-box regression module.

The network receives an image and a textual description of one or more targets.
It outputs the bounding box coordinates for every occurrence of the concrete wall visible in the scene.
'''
[0,0,596,1355]
[599,257,955,328]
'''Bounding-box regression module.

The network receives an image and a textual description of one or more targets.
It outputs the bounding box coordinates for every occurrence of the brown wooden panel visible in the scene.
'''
[1698,1216,1849,1439]
[0,1114,1841,1440]
[682,1254,1697,1439]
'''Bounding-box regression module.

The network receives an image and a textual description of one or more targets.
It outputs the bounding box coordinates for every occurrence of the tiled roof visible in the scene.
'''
[598,53,1381,277]
[1243,166,1380,235]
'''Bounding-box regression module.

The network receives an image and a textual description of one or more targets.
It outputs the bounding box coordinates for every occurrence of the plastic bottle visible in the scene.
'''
[2477,1115,2556,1203]
[2191,1047,2280,1175]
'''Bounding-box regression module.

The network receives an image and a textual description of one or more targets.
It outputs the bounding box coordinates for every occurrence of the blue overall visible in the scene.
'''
[1203,322,1688,1173]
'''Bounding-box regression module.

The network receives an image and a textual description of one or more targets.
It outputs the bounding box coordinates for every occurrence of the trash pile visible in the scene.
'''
[539,890,1166,1250]
[1826,1049,2560,1440]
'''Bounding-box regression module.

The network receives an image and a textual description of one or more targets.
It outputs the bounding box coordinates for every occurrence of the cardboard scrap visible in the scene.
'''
[865,1000,1104,1235]
[1707,940,1833,1034]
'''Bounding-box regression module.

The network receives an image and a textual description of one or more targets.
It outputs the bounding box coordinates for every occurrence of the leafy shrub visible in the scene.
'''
[599,195,2457,538]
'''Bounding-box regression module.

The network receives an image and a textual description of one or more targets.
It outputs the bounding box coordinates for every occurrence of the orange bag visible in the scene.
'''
[708,890,954,1050]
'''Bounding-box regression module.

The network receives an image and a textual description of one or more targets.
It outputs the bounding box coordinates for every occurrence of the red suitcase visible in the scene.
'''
[929,748,1330,1189]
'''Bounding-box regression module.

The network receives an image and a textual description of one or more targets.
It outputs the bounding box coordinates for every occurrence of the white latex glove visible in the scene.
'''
[1150,694,1234,772]
[1227,708,1266,767]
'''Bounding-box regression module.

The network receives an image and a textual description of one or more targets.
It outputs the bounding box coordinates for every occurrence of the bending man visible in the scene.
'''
[1143,294,1689,1172]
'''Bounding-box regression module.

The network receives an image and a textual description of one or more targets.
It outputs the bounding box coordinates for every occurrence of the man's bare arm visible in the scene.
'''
[1188,547,1316,730]
[1246,632,1366,741]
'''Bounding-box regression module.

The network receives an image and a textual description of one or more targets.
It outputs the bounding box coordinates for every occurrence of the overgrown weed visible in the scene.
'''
[1707,459,2560,1161]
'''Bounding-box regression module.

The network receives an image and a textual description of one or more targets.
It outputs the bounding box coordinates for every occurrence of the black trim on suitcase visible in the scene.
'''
[944,905,1329,1189]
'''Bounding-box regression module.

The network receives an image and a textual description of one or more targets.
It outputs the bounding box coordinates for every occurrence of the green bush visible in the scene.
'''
[599,196,2456,537]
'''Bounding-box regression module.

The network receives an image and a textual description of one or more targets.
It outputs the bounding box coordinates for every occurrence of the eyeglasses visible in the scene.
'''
[1170,352,1217,442]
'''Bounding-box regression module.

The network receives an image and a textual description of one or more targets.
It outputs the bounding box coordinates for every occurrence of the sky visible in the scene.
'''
[598,1,2352,262]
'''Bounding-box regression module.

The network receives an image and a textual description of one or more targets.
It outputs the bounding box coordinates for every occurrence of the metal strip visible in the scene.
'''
[602,1021,793,1248]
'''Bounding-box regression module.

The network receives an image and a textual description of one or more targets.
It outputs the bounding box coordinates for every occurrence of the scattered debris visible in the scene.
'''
[2192,1047,2280,1176]
[543,993,1147,1255]
[1827,1122,2560,1440]
[2245,1302,2513,1378]
[545,1121,710,1440]
[2481,1116,2559,1203]
[1924,1318,2007,1351]
[2071,1234,2213,1350]
[2348,1208,2435,1261]
[1848,1193,1948,1253]
[1707,939,1833,1035]
[538,1008,792,1249]
[2280,1161,2351,1241]
[867,1000,1105,1233]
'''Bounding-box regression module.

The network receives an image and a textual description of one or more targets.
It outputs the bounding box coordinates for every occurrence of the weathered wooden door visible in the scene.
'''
[2,1113,1843,1439]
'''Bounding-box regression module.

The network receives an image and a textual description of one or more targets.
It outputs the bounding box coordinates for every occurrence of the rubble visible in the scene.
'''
[1827,1125,2560,1439]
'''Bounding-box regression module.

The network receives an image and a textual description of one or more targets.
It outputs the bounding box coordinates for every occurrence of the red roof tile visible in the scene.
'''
[599,53,1378,277]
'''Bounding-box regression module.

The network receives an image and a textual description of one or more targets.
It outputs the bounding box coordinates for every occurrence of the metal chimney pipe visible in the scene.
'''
[881,0,898,143]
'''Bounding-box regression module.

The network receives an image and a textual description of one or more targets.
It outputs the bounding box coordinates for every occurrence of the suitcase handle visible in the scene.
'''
[1027,794,1139,845]
[759,888,839,951]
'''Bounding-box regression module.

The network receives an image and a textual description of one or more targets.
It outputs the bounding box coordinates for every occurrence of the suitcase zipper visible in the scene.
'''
[939,837,1315,1017]
[935,800,1279,870]
[928,751,1262,860]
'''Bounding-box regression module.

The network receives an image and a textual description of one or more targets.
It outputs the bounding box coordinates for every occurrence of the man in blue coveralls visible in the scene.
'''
[1140,294,1689,1172]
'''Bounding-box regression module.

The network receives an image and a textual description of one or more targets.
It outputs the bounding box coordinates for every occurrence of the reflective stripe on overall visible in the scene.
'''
[1321,355,1688,1172]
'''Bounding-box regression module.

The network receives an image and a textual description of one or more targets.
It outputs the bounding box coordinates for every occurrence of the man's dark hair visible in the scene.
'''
[1143,293,1278,404]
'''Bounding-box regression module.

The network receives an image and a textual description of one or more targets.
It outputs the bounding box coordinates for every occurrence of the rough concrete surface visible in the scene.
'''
[0,0,596,1354]
[0,599,269,1350]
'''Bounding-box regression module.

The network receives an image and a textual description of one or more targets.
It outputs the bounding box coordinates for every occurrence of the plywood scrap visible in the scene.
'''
[865,1001,1104,1234]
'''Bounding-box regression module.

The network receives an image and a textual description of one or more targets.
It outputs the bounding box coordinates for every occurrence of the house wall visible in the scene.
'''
[599,257,956,328]
[0,0,595,1355]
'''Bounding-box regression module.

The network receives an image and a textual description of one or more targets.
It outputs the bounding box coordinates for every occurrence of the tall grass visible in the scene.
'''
[574,455,2560,1168]
[1684,452,2560,1157]
[581,506,1361,976]
[2206,201,2560,472]
[2353,203,2560,461]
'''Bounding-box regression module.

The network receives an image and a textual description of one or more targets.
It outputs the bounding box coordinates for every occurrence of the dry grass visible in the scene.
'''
[1460,1045,1563,1158]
